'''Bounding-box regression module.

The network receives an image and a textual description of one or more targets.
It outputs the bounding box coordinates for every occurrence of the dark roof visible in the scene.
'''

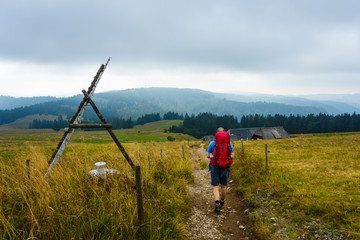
[228,127,289,140]
[253,127,290,139]
[228,128,260,140]
[203,135,215,141]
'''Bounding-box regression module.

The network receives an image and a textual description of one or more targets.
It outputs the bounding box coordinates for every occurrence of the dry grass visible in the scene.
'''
[2,127,359,239]
[232,133,360,239]
[0,130,193,239]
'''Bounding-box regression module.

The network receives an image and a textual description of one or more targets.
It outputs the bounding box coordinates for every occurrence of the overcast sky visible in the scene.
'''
[1,0,359,97]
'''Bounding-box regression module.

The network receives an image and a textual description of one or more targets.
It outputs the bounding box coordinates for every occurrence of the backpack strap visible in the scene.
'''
[227,143,232,159]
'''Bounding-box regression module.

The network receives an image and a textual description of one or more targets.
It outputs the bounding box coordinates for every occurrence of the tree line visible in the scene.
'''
[19,111,360,136]
[29,111,184,131]
[169,113,240,138]
[136,112,184,125]
[0,101,73,125]
[240,113,360,134]
[168,112,360,138]
[29,116,68,131]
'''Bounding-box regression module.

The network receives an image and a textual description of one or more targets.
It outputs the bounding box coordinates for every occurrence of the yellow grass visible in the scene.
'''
[232,133,360,239]
[2,127,359,239]
[0,129,193,239]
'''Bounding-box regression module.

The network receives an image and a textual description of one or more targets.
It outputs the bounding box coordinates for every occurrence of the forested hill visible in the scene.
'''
[214,92,360,115]
[0,88,357,127]
[93,88,325,118]
[0,96,59,110]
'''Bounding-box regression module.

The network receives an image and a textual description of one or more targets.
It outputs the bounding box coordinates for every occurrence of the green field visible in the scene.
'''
[0,123,359,239]
[232,133,360,239]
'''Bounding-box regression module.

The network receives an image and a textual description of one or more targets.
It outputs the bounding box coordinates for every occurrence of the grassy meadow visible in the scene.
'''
[0,121,195,239]
[232,133,360,239]
[0,121,359,239]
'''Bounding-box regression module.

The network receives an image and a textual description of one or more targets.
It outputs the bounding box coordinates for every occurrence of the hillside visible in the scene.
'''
[0,114,58,129]
[298,93,360,109]
[93,88,326,117]
[215,92,360,115]
[0,95,60,110]
[1,88,359,128]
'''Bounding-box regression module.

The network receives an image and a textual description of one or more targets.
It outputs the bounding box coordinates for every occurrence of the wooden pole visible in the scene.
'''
[69,123,112,128]
[44,58,110,178]
[241,140,245,157]
[81,89,136,171]
[135,166,145,237]
[265,144,269,171]
[106,128,136,170]
[182,145,185,159]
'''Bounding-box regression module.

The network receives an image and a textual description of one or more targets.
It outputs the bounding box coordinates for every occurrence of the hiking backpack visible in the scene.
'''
[210,131,233,168]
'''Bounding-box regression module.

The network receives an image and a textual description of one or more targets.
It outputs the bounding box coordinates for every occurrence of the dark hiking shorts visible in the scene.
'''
[210,165,230,186]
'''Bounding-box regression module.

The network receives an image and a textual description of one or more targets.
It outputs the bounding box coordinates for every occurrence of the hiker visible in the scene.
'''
[207,127,234,214]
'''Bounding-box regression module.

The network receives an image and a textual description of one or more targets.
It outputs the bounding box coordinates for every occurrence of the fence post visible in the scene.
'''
[26,159,30,188]
[135,166,145,237]
[182,145,185,159]
[265,144,269,171]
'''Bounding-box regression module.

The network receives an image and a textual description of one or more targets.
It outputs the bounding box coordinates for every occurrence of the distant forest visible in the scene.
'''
[168,112,360,138]
[240,113,360,134]
[168,113,240,138]
[28,112,184,131]
[18,111,360,139]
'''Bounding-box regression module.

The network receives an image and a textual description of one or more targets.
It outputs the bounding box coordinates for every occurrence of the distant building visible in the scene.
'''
[228,127,290,140]
[203,135,215,141]
[227,127,259,141]
[203,127,290,141]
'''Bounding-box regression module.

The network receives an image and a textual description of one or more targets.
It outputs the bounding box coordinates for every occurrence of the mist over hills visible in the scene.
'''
[1,88,359,128]
[215,92,360,115]
[93,88,324,118]
[296,93,360,109]
[0,95,60,110]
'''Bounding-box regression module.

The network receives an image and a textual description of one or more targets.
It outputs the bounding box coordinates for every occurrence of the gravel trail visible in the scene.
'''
[186,144,253,240]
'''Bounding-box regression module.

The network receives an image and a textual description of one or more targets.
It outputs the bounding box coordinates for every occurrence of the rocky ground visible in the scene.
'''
[186,145,254,240]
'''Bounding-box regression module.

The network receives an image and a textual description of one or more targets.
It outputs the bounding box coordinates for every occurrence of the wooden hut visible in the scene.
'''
[228,127,290,140]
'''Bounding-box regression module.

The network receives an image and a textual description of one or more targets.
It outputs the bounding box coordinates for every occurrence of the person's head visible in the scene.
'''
[217,127,225,132]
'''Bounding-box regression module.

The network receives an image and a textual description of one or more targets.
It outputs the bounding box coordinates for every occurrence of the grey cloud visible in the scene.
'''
[1,0,360,74]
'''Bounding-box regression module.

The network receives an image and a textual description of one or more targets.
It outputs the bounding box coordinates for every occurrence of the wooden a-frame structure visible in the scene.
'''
[44,58,135,178]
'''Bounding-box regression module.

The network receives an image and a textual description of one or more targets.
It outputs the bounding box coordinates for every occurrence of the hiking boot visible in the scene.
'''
[215,203,221,215]
[220,199,225,208]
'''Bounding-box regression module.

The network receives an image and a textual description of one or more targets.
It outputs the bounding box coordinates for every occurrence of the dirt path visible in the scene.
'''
[187,144,254,240]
